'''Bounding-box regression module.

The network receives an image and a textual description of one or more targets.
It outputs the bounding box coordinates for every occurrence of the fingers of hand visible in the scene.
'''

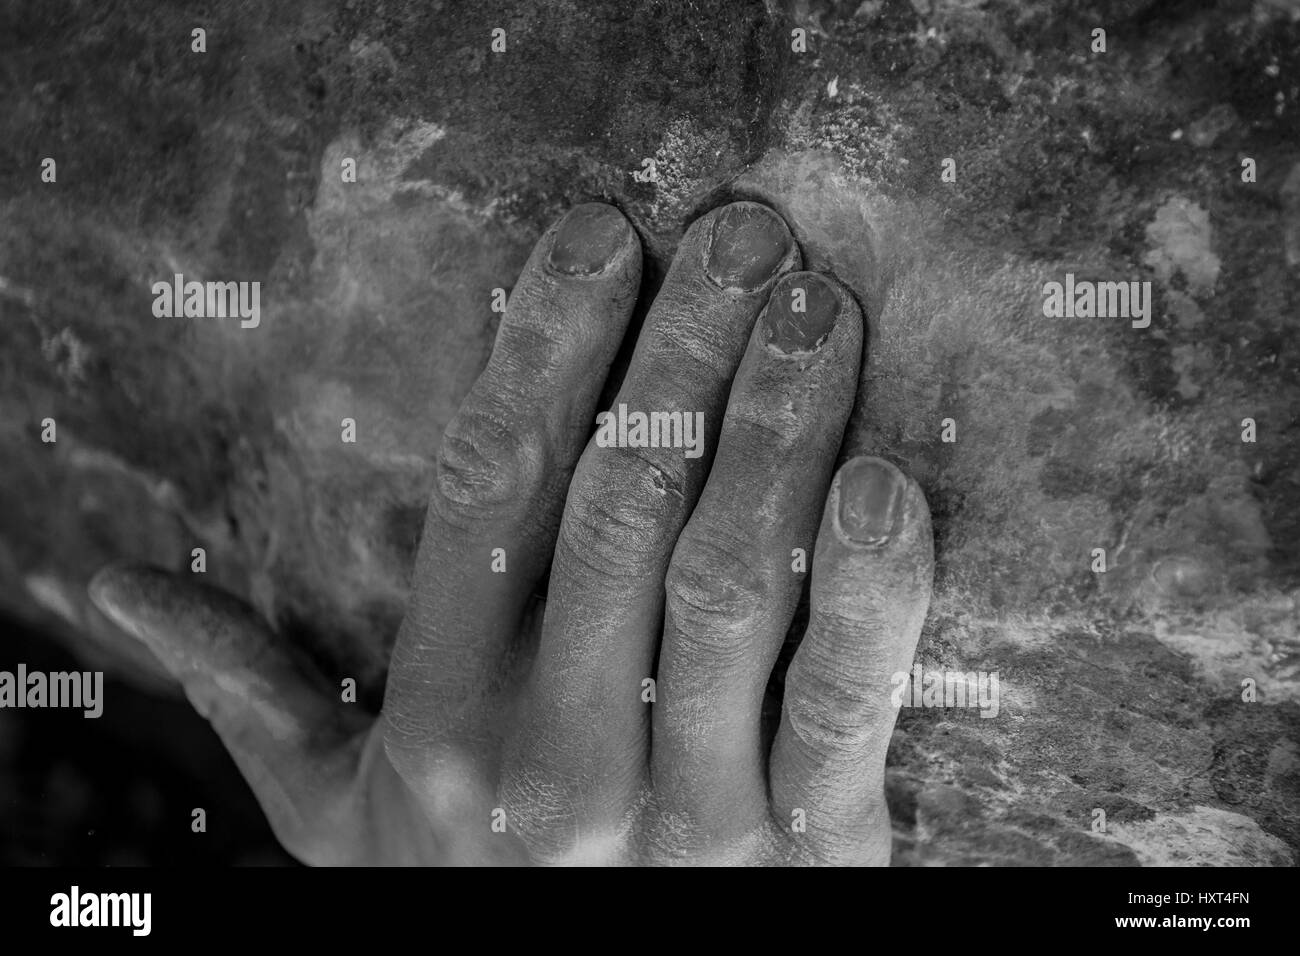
[88,565,376,862]
[500,202,801,859]
[383,203,641,780]
[652,272,863,849]
[770,457,935,864]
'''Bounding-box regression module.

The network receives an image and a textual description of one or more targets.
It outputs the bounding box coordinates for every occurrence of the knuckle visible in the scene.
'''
[434,401,547,525]
[643,809,775,865]
[664,528,773,639]
[783,659,883,760]
[497,761,588,864]
[559,449,684,574]
[785,824,890,868]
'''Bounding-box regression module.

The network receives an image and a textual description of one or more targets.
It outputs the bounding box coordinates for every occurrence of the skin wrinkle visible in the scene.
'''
[645,303,758,377]
[589,441,692,507]
[719,305,860,453]
[768,462,933,856]
[559,456,690,566]
[384,202,644,778]
[90,200,935,866]
[783,663,892,755]
[501,745,645,863]
[645,786,779,865]
[490,283,637,380]
[649,267,866,843]
[638,207,800,374]
[493,325,580,385]
[560,488,677,572]
[503,203,793,842]
[736,343,843,406]
[666,533,774,632]
[435,396,549,506]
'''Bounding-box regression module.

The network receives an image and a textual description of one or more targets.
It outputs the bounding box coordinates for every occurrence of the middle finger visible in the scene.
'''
[501,202,799,860]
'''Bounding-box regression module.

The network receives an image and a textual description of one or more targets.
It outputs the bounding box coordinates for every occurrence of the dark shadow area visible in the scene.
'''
[0,615,295,866]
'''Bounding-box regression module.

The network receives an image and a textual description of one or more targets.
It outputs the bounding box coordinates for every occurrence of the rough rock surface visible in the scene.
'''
[1,0,1297,864]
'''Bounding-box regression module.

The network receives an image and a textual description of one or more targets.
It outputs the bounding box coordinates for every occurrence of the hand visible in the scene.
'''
[89,200,934,865]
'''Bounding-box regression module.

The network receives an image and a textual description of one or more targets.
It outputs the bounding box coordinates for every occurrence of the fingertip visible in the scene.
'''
[88,563,168,635]
[704,201,799,293]
[546,202,640,278]
[761,270,862,358]
[832,456,908,548]
[88,564,276,673]
[809,456,934,649]
[829,456,928,551]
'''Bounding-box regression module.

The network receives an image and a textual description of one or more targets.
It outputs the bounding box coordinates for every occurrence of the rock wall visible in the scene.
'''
[1,0,1297,864]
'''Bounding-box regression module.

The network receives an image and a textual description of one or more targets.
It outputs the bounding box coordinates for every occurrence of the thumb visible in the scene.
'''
[88,564,378,862]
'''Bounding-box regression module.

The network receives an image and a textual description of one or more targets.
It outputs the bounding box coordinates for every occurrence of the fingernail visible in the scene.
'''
[837,457,907,547]
[548,203,632,276]
[763,272,840,354]
[706,202,794,292]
